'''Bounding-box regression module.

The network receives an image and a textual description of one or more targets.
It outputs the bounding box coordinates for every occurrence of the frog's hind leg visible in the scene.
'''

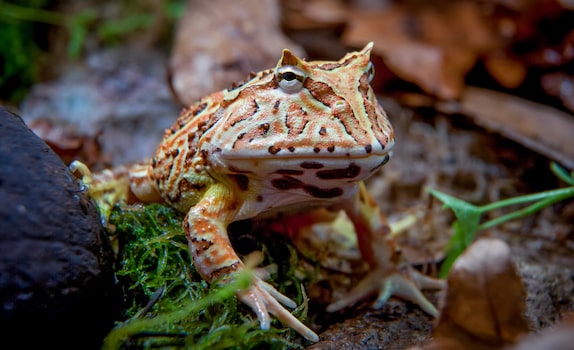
[328,182,444,316]
[70,160,162,226]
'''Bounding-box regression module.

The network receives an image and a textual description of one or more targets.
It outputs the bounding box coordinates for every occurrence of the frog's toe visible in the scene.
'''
[327,267,444,318]
[237,278,319,342]
[370,270,441,317]
[70,161,132,227]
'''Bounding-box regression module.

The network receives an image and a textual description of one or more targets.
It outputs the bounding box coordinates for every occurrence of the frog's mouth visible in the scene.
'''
[211,145,393,184]
[215,138,394,160]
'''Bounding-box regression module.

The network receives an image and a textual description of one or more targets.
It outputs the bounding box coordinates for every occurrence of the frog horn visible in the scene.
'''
[339,41,373,67]
[360,42,374,56]
[278,49,304,68]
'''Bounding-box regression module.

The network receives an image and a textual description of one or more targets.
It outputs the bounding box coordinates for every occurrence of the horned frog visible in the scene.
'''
[71,43,443,342]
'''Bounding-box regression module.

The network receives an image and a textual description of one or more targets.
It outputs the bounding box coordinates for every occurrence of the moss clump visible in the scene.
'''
[102,203,309,349]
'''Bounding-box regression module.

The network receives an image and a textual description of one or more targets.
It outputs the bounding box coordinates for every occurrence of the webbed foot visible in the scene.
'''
[327,266,445,317]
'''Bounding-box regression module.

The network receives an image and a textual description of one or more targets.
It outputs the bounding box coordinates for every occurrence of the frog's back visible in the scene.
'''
[151,93,225,212]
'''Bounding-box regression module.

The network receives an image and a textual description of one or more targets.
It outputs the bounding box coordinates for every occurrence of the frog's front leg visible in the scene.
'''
[327,182,444,316]
[70,160,163,226]
[186,183,319,342]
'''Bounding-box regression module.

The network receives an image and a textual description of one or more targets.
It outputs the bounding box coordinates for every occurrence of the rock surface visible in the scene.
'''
[0,108,117,349]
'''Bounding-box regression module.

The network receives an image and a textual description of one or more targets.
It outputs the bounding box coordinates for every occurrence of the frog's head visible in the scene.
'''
[208,43,394,199]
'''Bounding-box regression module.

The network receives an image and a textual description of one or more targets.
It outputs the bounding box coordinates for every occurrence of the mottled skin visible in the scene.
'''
[71,43,443,342]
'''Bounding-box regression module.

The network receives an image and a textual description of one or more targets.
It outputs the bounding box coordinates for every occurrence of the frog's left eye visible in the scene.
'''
[366,62,375,83]
[277,66,306,93]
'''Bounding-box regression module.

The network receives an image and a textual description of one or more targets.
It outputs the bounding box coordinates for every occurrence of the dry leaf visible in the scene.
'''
[28,118,108,167]
[169,0,305,106]
[416,1,498,52]
[281,0,347,30]
[483,52,527,88]
[413,238,529,350]
[343,1,501,99]
[439,87,574,169]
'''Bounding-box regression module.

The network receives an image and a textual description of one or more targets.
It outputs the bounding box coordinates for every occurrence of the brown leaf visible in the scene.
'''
[483,52,527,88]
[281,0,347,30]
[28,118,108,167]
[29,118,84,154]
[438,87,574,169]
[343,2,501,99]
[418,239,529,350]
[169,0,305,106]
[416,1,499,52]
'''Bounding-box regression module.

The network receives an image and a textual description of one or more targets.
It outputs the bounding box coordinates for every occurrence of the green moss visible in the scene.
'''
[103,203,309,349]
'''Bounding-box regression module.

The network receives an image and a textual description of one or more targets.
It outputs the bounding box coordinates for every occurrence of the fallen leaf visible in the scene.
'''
[28,118,108,167]
[29,118,84,154]
[438,87,574,170]
[169,0,305,106]
[281,0,348,30]
[343,1,502,99]
[412,238,529,350]
[483,52,527,88]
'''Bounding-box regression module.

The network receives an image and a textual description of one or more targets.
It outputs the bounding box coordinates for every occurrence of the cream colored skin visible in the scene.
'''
[71,43,443,342]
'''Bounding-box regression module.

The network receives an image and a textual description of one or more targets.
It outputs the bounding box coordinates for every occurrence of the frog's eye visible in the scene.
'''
[277,66,306,93]
[366,62,375,83]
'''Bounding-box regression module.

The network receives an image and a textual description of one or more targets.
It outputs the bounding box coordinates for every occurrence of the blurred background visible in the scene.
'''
[2,0,574,168]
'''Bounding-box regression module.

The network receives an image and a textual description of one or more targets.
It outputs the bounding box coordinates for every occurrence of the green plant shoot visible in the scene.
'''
[429,162,574,277]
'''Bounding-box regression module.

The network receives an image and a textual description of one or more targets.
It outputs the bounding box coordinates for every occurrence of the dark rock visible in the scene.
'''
[0,107,117,349]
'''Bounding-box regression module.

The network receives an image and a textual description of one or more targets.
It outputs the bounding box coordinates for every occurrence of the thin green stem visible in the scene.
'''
[480,189,573,230]
[479,187,574,212]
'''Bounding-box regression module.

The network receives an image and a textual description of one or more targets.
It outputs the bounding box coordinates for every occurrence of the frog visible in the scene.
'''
[71,43,444,342]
